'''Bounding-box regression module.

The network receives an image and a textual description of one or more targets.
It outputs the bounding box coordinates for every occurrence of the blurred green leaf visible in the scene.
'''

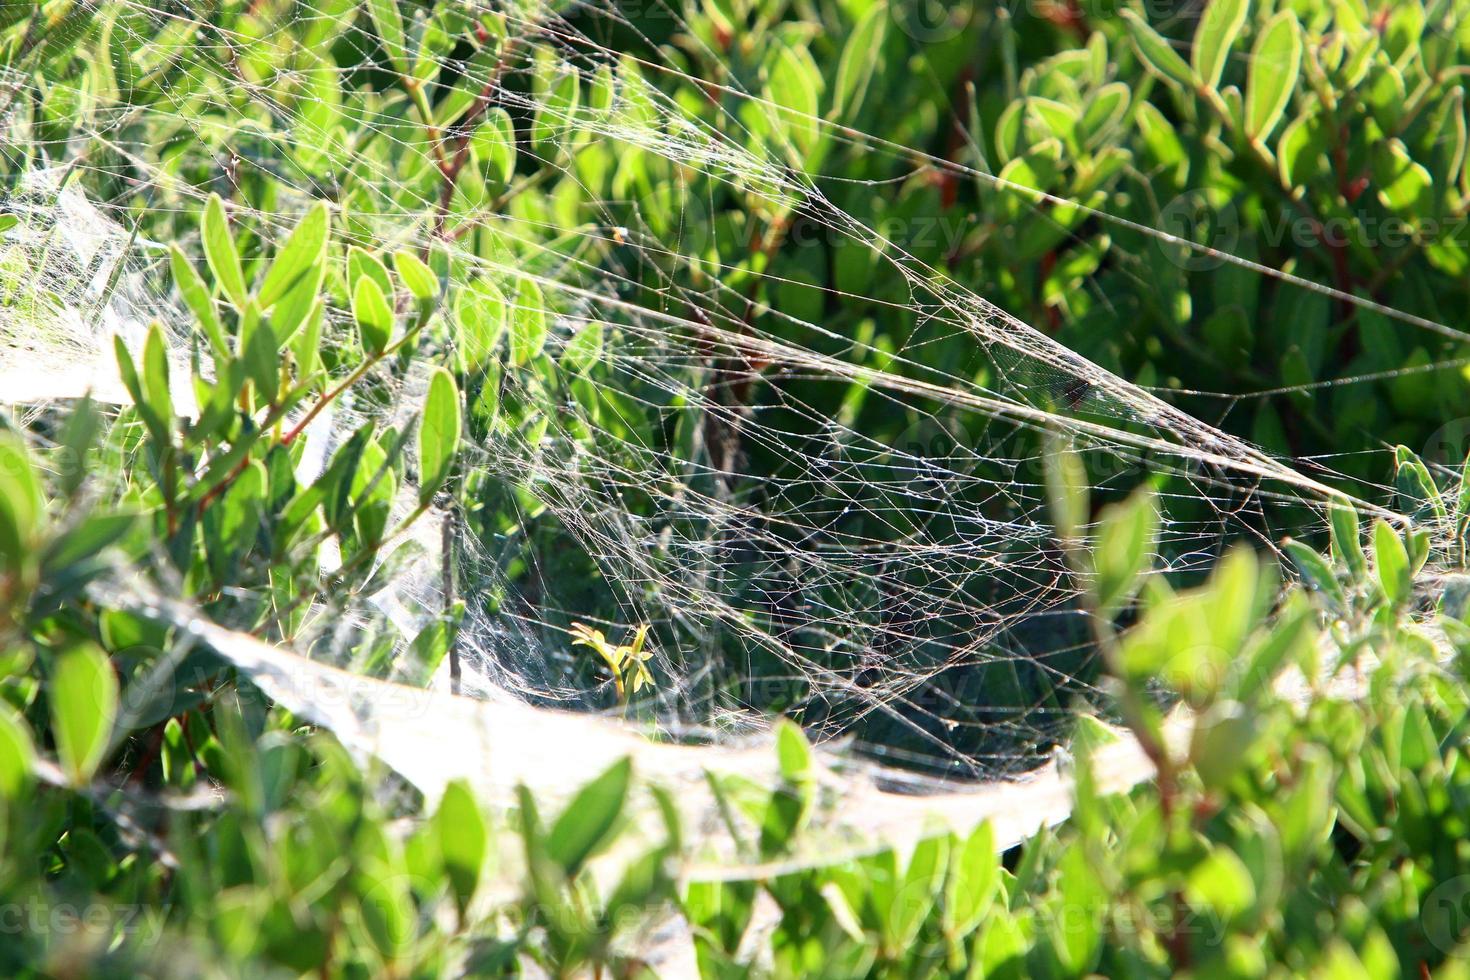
[418,368,461,505]
[435,779,488,915]
[393,250,438,303]
[258,202,329,310]
[1193,0,1249,90]
[546,757,630,877]
[1374,519,1412,605]
[203,193,248,310]
[1095,489,1158,612]
[1245,11,1302,142]
[49,642,118,785]
[1122,11,1195,89]
[353,276,393,356]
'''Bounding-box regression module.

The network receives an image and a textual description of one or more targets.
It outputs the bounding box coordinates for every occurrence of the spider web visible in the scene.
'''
[0,0,1413,821]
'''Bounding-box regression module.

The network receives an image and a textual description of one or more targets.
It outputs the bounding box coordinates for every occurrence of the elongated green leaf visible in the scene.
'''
[1043,440,1088,544]
[1185,846,1256,921]
[546,757,631,877]
[50,643,118,784]
[1193,0,1249,90]
[456,279,506,372]
[1245,12,1302,142]
[510,280,548,366]
[347,247,393,300]
[353,276,393,356]
[368,0,409,76]
[0,708,34,799]
[1374,520,1412,605]
[257,202,329,309]
[1283,539,1345,608]
[142,321,174,430]
[435,779,488,914]
[833,4,887,120]
[774,719,813,784]
[0,431,43,569]
[392,250,438,302]
[472,109,518,186]
[357,860,413,956]
[1122,11,1195,89]
[1328,502,1366,581]
[170,245,228,357]
[417,368,460,505]
[945,821,998,937]
[291,298,326,379]
[203,193,248,310]
[1395,445,1446,523]
[1095,490,1158,612]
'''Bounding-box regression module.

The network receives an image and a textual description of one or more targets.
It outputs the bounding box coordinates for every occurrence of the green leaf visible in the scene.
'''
[1245,11,1302,142]
[1193,0,1249,90]
[1329,502,1367,580]
[1283,539,1345,608]
[392,250,438,302]
[1043,439,1088,543]
[774,719,814,784]
[49,642,118,784]
[240,312,278,406]
[170,245,228,358]
[1094,490,1158,612]
[142,321,174,429]
[203,193,248,310]
[888,834,947,950]
[368,0,409,76]
[1052,841,1104,973]
[435,779,488,914]
[0,214,16,236]
[833,4,887,120]
[1185,846,1256,922]
[1374,519,1412,605]
[945,821,998,937]
[0,707,34,799]
[1394,445,1446,523]
[353,276,393,356]
[765,45,823,154]
[291,298,326,379]
[357,860,414,957]
[257,202,329,310]
[560,320,604,374]
[509,280,548,366]
[1189,700,1259,789]
[1278,745,1334,860]
[472,109,518,186]
[347,247,393,301]
[456,278,506,372]
[0,431,44,569]
[417,368,461,505]
[533,69,581,148]
[1122,11,1195,89]
[1374,139,1434,214]
[546,757,631,877]
[42,511,139,580]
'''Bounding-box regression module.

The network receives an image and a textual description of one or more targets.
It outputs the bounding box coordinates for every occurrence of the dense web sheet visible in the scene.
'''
[0,0,1410,833]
